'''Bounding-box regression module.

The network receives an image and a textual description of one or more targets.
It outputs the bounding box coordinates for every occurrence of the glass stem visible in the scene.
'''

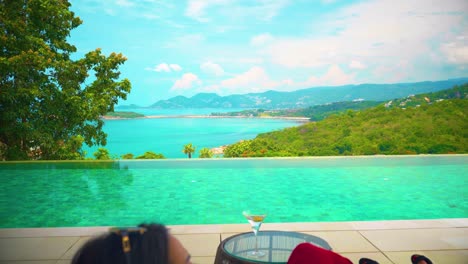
[255,232,258,252]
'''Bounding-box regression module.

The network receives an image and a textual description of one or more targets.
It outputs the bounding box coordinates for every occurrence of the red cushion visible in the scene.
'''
[288,243,353,264]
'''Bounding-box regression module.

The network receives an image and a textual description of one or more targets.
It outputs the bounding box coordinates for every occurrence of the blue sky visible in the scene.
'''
[69,0,468,106]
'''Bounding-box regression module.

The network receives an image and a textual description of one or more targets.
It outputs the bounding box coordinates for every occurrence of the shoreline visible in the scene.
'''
[101,115,310,121]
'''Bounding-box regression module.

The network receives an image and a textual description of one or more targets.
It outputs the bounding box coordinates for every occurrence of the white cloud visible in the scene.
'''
[185,0,289,22]
[303,65,355,87]
[198,65,356,95]
[154,63,171,72]
[171,73,202,91]
[372,60,414,82]
[146,63,182,72]
[200,62,225,76]
[236,0,289,21]
[185,0,230,22]
[250,33,274,46]
[220,66,279,94]
[441,36,468,65]
[271,65,356,90]
[169,64,182,71]
[349,60,367,69]
[185,0,209,22]
[266,38,337,68]
[261,0,467,75]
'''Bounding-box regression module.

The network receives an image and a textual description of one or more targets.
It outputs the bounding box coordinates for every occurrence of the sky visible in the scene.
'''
[68,0,468,106]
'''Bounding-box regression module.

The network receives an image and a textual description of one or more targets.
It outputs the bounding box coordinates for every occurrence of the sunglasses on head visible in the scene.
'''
[109,227,147,264]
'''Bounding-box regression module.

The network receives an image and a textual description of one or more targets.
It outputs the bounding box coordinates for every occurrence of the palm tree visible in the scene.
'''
[182,143,196,158]
[199,147,213,158]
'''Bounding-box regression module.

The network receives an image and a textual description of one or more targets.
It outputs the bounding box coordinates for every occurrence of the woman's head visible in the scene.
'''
[72,223,191,264]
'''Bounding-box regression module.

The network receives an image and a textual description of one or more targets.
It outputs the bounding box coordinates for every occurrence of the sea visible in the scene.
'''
[84,108,304,158]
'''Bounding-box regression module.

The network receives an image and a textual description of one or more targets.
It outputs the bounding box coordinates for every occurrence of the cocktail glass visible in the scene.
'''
[242,211,267,257]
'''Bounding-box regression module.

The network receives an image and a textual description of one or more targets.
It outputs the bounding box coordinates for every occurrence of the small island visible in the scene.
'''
[102,111,145,119]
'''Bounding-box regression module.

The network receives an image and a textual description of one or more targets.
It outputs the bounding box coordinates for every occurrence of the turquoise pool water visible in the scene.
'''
[1,155,467,228]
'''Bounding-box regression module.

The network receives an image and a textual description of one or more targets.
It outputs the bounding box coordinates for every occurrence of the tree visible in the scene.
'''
[121,153,134,159]
[199,147,213,158]
[182,143,196,158]
[0,1,131,160]
[224,140,253,157]
[93,148,111,160]
[135,151,165,159]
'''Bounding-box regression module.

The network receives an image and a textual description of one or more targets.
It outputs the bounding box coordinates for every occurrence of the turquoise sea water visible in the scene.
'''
[117,107,248,116]
[85,117,301,158]
[1,155,467,228]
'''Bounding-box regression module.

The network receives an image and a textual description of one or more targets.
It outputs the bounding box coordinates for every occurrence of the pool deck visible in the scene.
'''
[0,218,466,264]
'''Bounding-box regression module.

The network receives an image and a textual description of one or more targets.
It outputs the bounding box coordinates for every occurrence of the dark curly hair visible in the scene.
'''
[72,223,169,264]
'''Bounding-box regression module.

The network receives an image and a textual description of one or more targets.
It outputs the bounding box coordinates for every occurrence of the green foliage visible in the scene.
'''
[105,111,144,118]
[199,148,213,158]
[54,135,86,160]
[224,97,468,157]
[224,140,253,157]
[93,148,111,160]
[182,143,196,159]
[297,101,382,121]
[135,151,165,159]
[121,153,134,159]
[0,0,131,160]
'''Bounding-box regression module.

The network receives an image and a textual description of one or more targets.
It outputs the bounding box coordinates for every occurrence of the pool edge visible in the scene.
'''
[1,218,467,238]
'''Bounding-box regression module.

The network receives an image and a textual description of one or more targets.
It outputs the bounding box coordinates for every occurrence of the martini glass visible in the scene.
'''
[242,211,267,258]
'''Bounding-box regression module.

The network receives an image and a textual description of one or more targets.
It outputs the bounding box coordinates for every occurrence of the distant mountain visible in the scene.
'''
[149,78,468,109]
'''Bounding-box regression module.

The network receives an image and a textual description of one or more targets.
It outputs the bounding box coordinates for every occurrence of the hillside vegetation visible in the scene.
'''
[289,101,382,121]
[224,84,468,157]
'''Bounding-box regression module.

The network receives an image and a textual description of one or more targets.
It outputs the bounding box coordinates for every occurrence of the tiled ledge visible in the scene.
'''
[1,218,467,238]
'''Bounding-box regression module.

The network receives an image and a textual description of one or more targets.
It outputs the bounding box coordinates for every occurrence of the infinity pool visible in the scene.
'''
[1,155,467,228]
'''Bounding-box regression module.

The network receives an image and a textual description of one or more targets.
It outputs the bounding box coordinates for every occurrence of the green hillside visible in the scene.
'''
[292,100,382,121]
[224,85,468,157]
[386,83,467,109]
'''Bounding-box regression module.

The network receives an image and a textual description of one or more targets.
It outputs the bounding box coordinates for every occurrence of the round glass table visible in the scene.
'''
[214,231,332,264]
